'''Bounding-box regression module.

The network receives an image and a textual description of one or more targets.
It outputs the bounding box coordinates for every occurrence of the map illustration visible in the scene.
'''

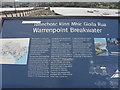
[0,38,30,64]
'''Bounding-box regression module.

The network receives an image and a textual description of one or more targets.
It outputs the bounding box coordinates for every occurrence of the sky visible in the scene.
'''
[94,38,107,42]
[1,0,120,2]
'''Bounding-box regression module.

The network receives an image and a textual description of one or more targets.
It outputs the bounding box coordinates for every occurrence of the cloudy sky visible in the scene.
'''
[1,0,120,2]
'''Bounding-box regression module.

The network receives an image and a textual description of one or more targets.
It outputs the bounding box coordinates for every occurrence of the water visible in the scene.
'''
[50,7,119,16]
[14,52,28,64]
[100,52,109,56]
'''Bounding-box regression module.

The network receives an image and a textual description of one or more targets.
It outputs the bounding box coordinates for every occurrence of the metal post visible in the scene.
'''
[14,0,18,17]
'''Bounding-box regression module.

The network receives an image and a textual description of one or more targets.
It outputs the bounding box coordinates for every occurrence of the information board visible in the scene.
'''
[1,17,120,89]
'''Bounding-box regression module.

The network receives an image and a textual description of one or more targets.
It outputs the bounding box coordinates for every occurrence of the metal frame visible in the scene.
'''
[2,16,120,20]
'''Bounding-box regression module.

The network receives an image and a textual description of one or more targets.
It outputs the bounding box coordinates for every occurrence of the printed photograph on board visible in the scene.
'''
[107,38,120,56]
[94,38,109,56]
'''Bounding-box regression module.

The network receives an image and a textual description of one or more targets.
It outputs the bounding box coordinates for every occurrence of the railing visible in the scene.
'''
[1,8,43,17]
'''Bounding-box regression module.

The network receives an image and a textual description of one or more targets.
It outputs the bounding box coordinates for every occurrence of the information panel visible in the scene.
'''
[1,17,120,88]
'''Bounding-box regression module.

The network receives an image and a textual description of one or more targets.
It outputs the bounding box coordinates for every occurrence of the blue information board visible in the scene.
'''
[1,17,120,88]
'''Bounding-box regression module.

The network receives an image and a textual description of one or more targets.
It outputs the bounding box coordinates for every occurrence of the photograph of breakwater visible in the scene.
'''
[94,38,109,56]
